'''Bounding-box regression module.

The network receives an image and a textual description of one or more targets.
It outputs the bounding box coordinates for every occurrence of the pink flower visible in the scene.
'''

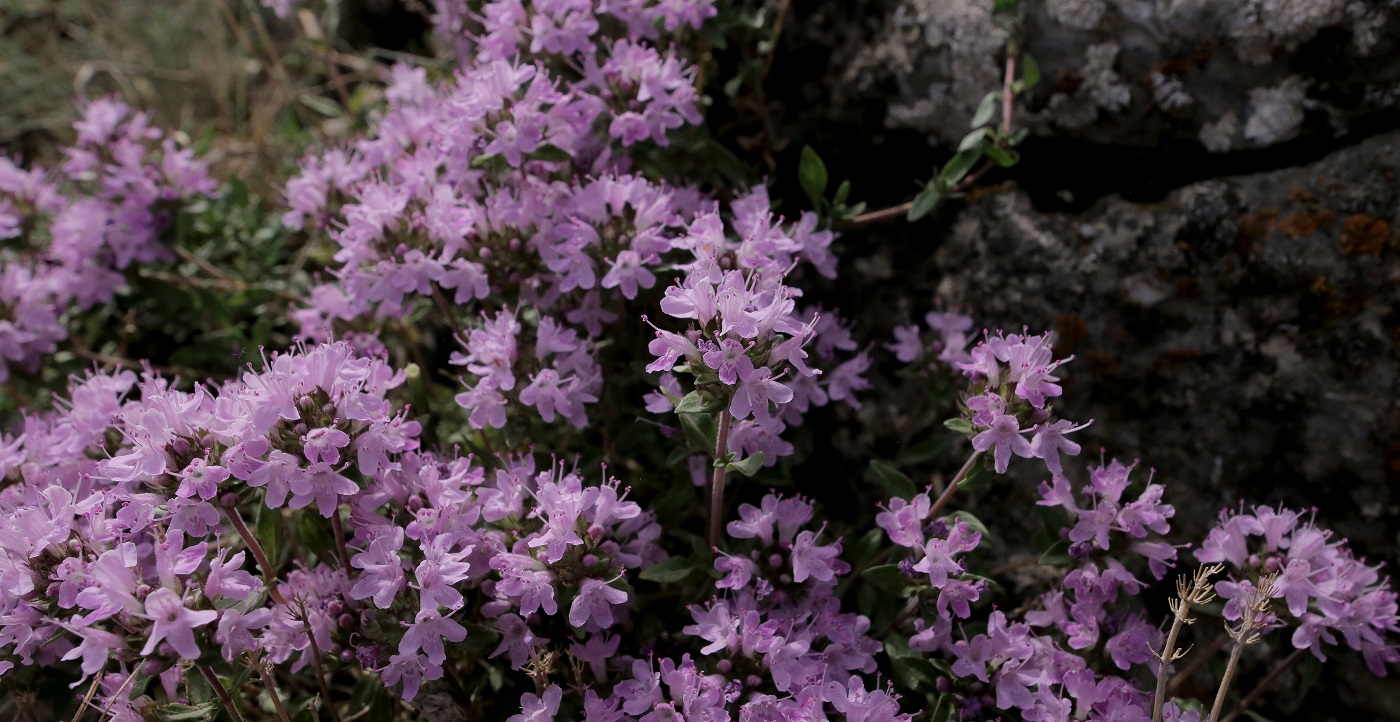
[139,588,217,659]
[971,414,1033,474]
[569,577,629,629]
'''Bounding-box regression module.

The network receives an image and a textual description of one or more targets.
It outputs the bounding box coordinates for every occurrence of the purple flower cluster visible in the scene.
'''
[670,492,906,720]
[887,309,975,368]
[0,341,669,710]
[1196,505,1400,674]
[0,98,215,381]
[879,458,1189,722]
[283,0,853,439]
[951,330,1091,475]
[5,2,1399,719]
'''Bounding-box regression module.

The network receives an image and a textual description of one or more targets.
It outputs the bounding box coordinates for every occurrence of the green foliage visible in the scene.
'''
[865,459,917,500]
[794,145,867,221]
[906,51,1039,222]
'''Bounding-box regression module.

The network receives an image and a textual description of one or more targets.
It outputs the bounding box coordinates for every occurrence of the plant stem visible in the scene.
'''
[707,409,733,550]
[927,450,981,519]
[221,502,287,605]
[330,510,353,571]
[1002,43,1016,136]
[855,450,982,576]
[1153,608,1190,722]
[68,674,103,722]
[1219,648,1306,722]
[255,657,294,722]
[1169,633,1229,692]
[299,600,343,722]
[95,669,139,720]
[431,283,467,340]
[198,665,247,722]
[1208,639,1246,722]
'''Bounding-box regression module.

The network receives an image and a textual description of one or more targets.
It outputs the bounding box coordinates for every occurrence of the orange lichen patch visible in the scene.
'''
[1339,215,1389,257]
[1233,209,1277,256]
[1055,313,1088,351]
[1152,58,1190,77]
[1310,276,1365,320]
[1278,210,1334,238]
[1289,188,1315,203]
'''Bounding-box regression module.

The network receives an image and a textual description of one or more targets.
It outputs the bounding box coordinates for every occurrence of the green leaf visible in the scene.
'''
[254,505,284,571]
[929,695,957,722]
[640,557,696,584]
[1040,539,1072,566]
[529,144,573,164]
[1242,712,1278,722]
[677,412,717,454]
[186,665,216,705]
[943,418,975,435]
[298,93,343,117]
[863,564,913,595]
[865,459,916,500]
[958,458,992,490]
[701,139,750,188]
[907,187,941,221]
[939,148,981,187]
[1021,53,1041,89]
[833,179,852,206]
[970,92,999,128]
[152,702,220,721]
[297,512,335,566]
[948,511,991,541]
[959,127,991,152]
[1297,653,1324,698]
[728,452,766,477]
[470,153,508,174]
[890,654,941,691]
[983,144,1020,168]
[798,145,829,210]
[675,391,707,414]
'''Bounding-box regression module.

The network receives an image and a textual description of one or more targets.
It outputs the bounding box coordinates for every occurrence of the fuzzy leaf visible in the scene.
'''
[971,92,999,128]
[1021,53,1041,89]
[907,187,941,221]
[674,391,707,414]
[863,564,913,595]
[798,145,829,210]
[529,144,573,163]
[943,418,975,435]
[152,702,219,721]
[677,412,717,453]
[866,459,916,500]
[948,510,991,542]
[1040,539,1072,566]
[640,556,696,584]
[728,452,766,477]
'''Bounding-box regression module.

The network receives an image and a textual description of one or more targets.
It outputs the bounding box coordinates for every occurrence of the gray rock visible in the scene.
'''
[832,0,1400,151]
[915,127,1400,594]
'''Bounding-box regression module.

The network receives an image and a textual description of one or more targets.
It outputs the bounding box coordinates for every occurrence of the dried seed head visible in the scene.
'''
[1228,572,1279,644]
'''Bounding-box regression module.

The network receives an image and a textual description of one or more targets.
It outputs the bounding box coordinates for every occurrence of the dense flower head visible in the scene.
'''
[1196,504,1400,674]
[0,97,216,381]
[864,454,1190,722]
[644,229,860,468]
[941,329,1091,475]
[5,2,1398,720]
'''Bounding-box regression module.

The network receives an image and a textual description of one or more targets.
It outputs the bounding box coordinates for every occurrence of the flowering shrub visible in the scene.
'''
[0,2,1396,721]
[0,98,216,383]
